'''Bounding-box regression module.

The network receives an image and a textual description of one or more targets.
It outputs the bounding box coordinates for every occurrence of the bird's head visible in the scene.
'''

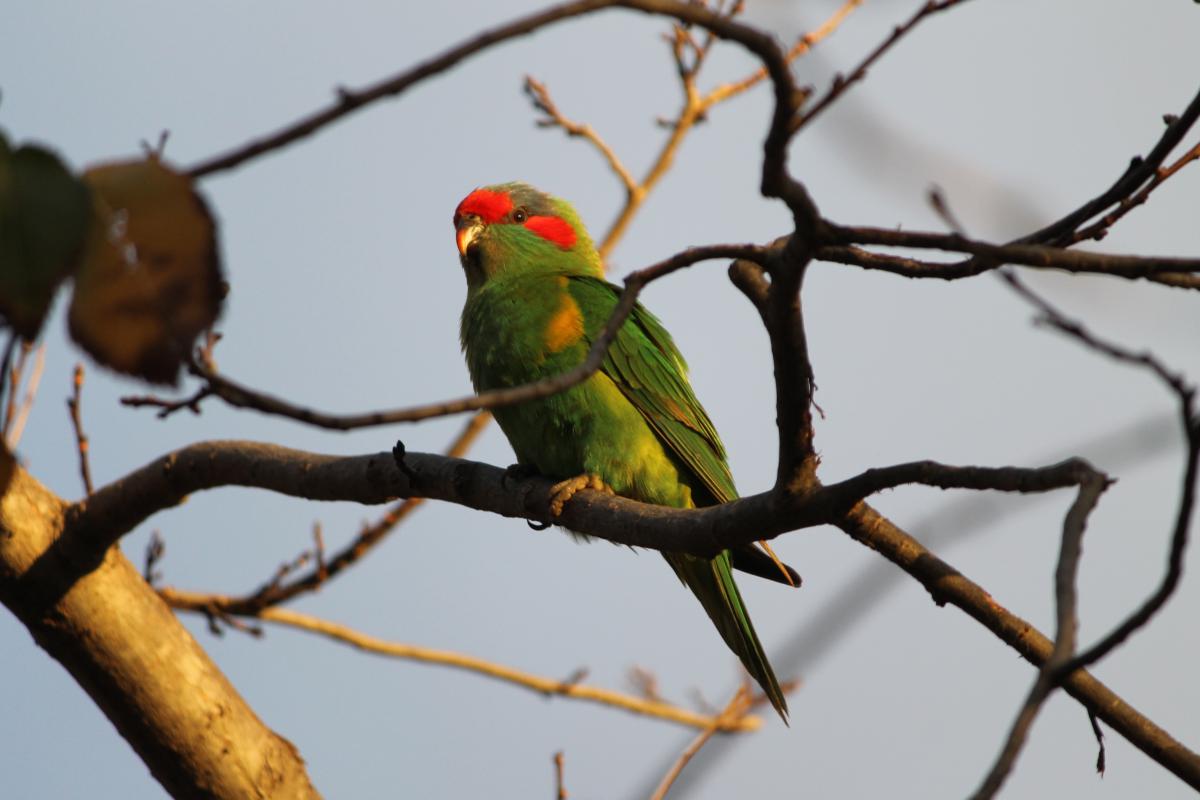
[453,182,601,288]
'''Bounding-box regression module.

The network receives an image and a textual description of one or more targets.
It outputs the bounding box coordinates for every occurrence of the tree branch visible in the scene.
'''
[970,471,1108,799]
[179,412,491,615]
[158,589,760,733]
[648,685,760,800]
[821,226,1200,280]
[836,503,1200,791]
[998,270,1200,678]
[187,0,822,182]
[793,0,972,134]
[129,244,765,430]
[40,429,1200,790]
[0,458,318,798]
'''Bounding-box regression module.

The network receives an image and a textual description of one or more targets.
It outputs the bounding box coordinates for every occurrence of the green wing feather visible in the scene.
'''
[566,276,788,718]
[567,276,736,505]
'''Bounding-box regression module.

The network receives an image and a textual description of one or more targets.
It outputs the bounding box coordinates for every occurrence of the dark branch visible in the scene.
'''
[188,0,816,182]
[1025,86,1200,246]
[821,226,1200,280]
[131,245,764,431]
[793,0,972,134]
[42,434,1200,788]
[999,271,1200,678]
[836,503,1200,792]
[970,471,1108,799]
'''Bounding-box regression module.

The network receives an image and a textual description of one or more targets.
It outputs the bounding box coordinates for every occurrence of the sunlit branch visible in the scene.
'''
[160,589,761,733]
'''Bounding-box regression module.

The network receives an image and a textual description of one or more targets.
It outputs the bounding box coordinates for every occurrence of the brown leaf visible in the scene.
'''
[69,158,223,385]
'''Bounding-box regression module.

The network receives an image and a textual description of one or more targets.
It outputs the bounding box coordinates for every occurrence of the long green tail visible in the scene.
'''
[665,551,788,721]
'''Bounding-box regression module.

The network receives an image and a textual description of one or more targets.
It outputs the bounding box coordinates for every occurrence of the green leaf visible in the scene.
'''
[69,157,224,386]
[0,133,92,339]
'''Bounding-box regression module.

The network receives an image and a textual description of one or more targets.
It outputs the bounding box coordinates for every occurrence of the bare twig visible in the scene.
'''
[648,684,762,800]
[1,338,29,438]
[793,0,972,133]
[525,76,637,195]
[836,503,1200,791]
[5,342,44,449]
[66,363,94,496]
[1025,87,1200,248]
[159,591,761,733]
[143,531,165,586]
[970,471,1109,799]
[139,130,171,159]
[822,225,1200,281]
[0,333,16,426]
[702,0,860,106]
[553,751,568,800]
[187,0,809,180]
[120,332,221,419]
[1000,271,1191,395]
[130,244,765,431]
[121,386,215,419]
[191,412,490,614]
[630,665,666,704]
[1072,139,1200,244]
[999,271,1200,677]
[1090,711,1107,776]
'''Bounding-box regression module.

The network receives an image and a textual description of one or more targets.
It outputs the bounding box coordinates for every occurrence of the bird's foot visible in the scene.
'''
[548,473,614,517]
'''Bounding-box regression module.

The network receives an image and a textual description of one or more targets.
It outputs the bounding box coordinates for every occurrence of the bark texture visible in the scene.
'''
[0,457,320,799]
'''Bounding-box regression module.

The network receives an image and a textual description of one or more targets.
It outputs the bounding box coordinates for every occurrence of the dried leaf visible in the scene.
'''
[69,158,223,385]
[0,134,91,338]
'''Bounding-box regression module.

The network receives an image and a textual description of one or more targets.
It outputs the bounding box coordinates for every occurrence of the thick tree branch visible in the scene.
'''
[211,412,491,614]
[39,430,1200,790]
[61,443,1116,576]
[761,249,817,491]
[836,503,1200,792]
[0,457,318,799]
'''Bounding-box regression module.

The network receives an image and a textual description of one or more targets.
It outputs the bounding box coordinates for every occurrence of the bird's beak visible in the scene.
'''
[456,218,484,257]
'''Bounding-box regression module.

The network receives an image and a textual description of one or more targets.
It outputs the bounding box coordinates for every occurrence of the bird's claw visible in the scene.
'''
[548,473,614,517]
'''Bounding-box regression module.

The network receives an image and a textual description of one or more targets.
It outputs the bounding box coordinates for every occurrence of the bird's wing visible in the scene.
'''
[568,275,737,505]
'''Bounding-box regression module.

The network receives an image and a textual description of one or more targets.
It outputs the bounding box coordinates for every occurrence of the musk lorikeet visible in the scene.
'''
[454,182,798,719]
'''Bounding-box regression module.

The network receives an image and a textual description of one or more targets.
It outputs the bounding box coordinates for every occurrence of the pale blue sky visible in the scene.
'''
[2,2,1199,797]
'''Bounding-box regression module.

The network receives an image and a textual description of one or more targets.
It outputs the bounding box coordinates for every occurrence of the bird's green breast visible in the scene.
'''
[460,273,694,507]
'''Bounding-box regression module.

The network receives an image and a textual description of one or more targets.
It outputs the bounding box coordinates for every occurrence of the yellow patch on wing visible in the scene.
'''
[544,290,584,353]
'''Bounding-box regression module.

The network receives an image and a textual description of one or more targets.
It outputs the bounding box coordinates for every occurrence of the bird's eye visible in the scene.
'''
[513,209,527,223]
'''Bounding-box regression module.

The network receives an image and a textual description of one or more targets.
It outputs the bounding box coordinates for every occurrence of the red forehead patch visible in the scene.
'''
[455,188,513,224]
[524,215,576,249]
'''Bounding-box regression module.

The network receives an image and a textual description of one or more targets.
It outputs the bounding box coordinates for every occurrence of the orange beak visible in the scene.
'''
[456,220,483,256]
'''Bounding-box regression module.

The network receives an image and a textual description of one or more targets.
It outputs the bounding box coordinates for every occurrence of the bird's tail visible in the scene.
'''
[664,551,788,721]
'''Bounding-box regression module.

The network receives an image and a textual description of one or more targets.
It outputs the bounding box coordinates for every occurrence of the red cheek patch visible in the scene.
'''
[455,189,513,225]
[524,215,576,249]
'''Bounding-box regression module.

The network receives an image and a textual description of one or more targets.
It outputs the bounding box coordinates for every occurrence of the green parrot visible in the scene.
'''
[454,182,798,719]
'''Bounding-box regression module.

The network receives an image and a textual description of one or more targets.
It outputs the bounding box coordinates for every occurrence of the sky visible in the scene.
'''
[2,1,1200,798]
